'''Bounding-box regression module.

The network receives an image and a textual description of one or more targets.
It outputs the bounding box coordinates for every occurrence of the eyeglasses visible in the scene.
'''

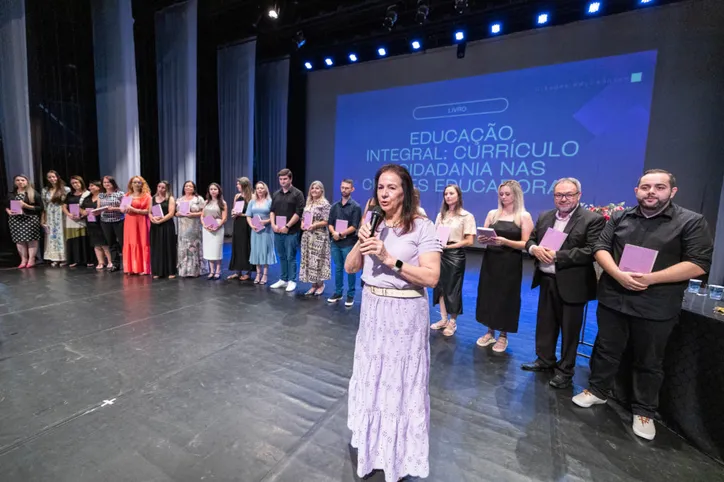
[554,192,579,200]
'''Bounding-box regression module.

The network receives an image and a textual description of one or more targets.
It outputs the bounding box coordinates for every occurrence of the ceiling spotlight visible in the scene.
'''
[454,0,468,15]
[349,53,358,62]
[411,40,421,50]
[415,1,430,24]
[639,0,654,4]
[383,5,398,31]
[587,2,601,14]
[454,30,465,42]
[267,4,279,19]
[324,57,333,66]
[377,47,387,57]
[537,13,549,25]
[490,23,501,34]
[292,31,306,49]
[304,62,312,70]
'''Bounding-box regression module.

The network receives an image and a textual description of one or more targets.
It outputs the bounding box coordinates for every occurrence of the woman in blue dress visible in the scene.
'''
[247,181,277,284]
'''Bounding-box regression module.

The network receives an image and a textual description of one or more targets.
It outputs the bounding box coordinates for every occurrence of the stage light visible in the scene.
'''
[587,2,601,14]
[537,13,549,25]
[490,23,502,34]
[383,5,398,31]
[639,0,654,4]
[415,1,429,24]
[267,4,279,19]
[304,62,312,70]
[377,47,387,57]
[349,53,358,62]
[292,31,306,49]
[324,57,333,66]
[411,40,421,50]
[454,0,468,15]
[454,30,465,42]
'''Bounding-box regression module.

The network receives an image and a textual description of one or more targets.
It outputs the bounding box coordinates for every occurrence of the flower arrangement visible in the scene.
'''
[582,202,625,221]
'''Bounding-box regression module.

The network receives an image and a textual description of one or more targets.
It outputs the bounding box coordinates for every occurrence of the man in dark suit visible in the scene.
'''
[521,178,605,388]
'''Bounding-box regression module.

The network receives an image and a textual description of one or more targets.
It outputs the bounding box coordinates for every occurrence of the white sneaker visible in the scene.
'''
[572,389,607,408]
[270,280,288,289]
[285,281,297,292]
[633,416,656,440]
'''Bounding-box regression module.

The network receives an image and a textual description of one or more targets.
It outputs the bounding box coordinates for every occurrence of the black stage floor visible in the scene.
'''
[0,250,721,481]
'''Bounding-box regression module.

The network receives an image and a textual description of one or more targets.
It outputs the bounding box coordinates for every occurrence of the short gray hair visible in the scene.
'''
[553,177,581,193]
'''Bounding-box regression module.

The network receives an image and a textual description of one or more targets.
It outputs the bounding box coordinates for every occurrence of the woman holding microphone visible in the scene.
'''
[344,164,441,482]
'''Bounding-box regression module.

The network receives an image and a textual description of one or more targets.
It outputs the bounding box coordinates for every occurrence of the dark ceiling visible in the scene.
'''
[141,0,686,62]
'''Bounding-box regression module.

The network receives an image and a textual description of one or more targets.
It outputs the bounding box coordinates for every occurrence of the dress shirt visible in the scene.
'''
[529,205,578,274]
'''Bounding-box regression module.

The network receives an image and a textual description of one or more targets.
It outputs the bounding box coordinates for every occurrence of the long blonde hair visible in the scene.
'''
[491,180,525,226]
[306,180,329,207]
[253,181,271,202]
[237,177,252,203]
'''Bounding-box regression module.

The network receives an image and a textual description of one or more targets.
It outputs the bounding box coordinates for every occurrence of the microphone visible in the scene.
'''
[368,206,384,237]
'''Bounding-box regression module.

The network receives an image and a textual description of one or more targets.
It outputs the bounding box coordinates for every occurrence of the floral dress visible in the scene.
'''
[42,186,71,261]
[299,201,331,283]
[177,195,207,277]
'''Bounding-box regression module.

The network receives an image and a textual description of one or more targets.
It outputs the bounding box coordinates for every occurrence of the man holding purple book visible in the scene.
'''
[573,169,713,441]
[327,179,361,307]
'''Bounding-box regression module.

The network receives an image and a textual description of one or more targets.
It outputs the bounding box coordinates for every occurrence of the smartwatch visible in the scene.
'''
[392,259,403,272]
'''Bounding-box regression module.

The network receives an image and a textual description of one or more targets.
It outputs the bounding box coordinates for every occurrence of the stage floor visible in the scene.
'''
[0,251,721,481]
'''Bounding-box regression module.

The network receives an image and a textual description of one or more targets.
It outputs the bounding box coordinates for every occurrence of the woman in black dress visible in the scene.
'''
[475,180,534,353]
[227,177,254,280]
[149,180,178,279]
[6,174,43,268]
[62,176,93,267]
[82,180,111,270]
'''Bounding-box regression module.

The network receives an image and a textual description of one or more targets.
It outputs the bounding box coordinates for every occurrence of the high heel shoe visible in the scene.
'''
[213,272,221,279]
[259,274,268,285]
[207,273,215,279]
[314,284,325,296]
[18,262,27,269]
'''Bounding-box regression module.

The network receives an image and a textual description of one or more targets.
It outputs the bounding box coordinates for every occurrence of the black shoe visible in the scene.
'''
[549,374,572,389]
[521,360,554,372]
[327,293,343,303]
[345,296,354,307]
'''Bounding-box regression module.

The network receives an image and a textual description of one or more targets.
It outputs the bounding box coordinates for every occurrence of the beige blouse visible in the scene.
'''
[434,209,477,243]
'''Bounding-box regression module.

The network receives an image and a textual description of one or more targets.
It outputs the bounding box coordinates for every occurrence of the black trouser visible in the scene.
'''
[101,220,124,268]
[535,274,586,378]
[588,303,678,419]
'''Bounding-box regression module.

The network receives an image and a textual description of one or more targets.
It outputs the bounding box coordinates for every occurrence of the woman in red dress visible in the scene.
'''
[122,176,152,275]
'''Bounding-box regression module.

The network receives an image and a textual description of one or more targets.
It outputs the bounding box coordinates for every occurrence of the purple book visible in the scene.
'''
[203,215,219,229]
[476,227,497,245]
[619,244,658,274]
[178,201,190,216]
[10,200,22,214]
[69,204,80,216]
[234,200,245,214]
[251,215,263,230]
[87,212,97,222]
[119,196,132,210]
[303,212,312,229]
[151,204,163,218]
[276,216,287,230]
[437,225,451,245]
[335,219,348,233]
[539,228,568,251]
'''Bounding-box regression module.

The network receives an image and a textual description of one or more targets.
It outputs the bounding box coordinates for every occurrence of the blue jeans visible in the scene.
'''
[331,243,356,297]
[274,232,299,282]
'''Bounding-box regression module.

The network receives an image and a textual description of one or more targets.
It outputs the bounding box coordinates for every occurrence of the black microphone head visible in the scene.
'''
[369,206,384,235]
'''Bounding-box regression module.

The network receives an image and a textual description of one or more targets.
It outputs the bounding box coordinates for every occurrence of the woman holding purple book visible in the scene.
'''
[299,180,331,296]
[247,181,275,285]
[201,182,227,280]
[176,180,206,278]
[6,174,43,268]
[149,181,177,279]
[61,175,92,268]
[344,164,441,482]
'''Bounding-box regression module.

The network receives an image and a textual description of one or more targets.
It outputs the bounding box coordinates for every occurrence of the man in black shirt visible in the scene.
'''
[269,168,306,292]
[573,169,713,441]
[326,179,362,307]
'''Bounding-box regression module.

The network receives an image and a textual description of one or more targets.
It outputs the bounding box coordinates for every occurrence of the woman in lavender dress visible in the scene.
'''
[344,164,441,482]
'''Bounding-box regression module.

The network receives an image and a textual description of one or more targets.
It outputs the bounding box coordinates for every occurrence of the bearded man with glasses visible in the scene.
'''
[521,177,606,389]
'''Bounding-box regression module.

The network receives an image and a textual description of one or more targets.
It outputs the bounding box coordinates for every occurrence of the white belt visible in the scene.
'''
[366,285,425,299]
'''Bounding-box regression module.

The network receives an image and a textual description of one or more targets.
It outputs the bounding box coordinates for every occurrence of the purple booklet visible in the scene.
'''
[303,211,312,229]
[335,219,348,233]
[251,215,263,230]
[437,225,451,245]
[276,216,287,230]
[234,200,245,214]
[178,201,190,216]
[119,196,132,210]
[151,204,163,218]
[619,244,658,274]
[539,228,568,251]
[203,215,219,229]
[10,200,23,214]
[69,204,80,217]
[87,211,97,222]
[476,227,497,244]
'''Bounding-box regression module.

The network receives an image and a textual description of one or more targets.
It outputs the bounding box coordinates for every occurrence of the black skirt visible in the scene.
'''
[228,215,253,272]
[150,219,178,277]
[433,247,466,315]
[475,246,523,333]
[87,221,106,247]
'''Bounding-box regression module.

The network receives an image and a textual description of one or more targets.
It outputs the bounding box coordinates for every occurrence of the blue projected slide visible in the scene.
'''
[333,50,658,222]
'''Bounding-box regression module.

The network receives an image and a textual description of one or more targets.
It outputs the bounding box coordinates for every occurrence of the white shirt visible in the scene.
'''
[529,205,578,274]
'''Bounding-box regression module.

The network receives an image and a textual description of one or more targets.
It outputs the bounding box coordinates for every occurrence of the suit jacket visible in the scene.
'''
[526,207,605,304]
